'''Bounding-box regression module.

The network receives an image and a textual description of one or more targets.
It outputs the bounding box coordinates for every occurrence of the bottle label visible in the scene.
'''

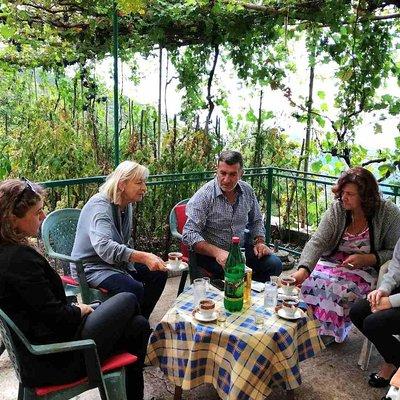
[225,278,244,299]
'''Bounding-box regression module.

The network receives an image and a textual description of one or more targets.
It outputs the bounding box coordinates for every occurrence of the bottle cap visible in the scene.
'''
[231,236,240,244]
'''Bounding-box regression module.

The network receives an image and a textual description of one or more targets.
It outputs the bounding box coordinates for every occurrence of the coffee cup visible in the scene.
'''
[280,276,296,295]
[282,299,299,317]
[168,252,183,269]
[198,299,216,318]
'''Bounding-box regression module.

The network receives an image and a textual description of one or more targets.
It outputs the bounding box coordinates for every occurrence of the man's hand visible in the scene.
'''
[215,249,229,267]
[253,242,272,259]
[371,296,392,313]
[291,269,309,285]
[340,253,377,269]
[368,288,389,308]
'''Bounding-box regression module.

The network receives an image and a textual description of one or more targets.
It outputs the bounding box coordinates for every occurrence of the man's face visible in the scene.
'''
[216,161,243,193]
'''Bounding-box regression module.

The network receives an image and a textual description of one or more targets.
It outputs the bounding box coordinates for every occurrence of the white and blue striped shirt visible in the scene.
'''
[182,177,265,251]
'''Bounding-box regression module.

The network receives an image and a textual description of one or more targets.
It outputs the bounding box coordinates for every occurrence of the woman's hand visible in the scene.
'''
[368,288,389,307]
[371,297,392,313]
[291,268,309,285]
[143,252,167,271]
[131,250,167,271]
[77,303,94,317]
[340,253,377,269]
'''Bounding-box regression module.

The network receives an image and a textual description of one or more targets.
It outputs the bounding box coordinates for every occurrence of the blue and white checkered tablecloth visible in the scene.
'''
[147,286,324,400]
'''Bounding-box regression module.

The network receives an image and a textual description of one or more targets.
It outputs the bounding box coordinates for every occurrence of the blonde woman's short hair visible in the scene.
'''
[99,161,149,205]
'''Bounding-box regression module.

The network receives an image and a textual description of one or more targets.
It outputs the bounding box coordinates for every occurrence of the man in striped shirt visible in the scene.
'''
[182,150,282,281]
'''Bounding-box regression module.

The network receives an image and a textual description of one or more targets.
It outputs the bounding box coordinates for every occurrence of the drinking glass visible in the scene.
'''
[203,277,210,294]
[264,281,278,311]
[270,275,279,286]
[193,278,207,307]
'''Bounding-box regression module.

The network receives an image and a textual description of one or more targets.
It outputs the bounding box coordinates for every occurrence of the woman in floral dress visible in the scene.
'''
[292,167,400,342]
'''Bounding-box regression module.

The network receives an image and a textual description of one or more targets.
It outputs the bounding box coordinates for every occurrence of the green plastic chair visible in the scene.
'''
[0,307,136,400]
[41,208,109,304]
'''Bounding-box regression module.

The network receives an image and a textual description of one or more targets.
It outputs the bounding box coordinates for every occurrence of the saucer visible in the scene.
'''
[166,261,188,271]
[192,309,218,322]
[277,308,304,320]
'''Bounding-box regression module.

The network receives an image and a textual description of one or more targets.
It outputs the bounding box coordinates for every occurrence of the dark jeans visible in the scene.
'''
[197,244,283,282]
[350,286,400,367]
[99,263,168,319]
[23,293,150,400]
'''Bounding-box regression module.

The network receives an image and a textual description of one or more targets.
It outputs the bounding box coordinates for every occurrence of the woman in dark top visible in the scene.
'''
[0,179,150,400]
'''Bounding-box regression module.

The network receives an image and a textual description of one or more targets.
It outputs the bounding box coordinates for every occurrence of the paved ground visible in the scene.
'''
[0,272,390,400]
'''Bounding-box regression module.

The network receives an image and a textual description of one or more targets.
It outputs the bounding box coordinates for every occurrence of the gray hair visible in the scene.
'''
[218,150,244,169]
[99,161,149,205]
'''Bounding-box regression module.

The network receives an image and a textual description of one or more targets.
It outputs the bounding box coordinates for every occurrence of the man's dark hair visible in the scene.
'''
[218,150,243,169]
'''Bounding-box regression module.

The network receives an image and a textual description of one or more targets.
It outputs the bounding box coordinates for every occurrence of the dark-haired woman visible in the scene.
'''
[0,179,150,399]
[292,167,400,342]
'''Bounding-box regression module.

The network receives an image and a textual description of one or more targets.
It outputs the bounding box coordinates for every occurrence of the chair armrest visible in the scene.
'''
[32,338,105,390]
[171,229,182,241]
[47,250,78,264]
[47,251,95,302]
[30,339,96,356]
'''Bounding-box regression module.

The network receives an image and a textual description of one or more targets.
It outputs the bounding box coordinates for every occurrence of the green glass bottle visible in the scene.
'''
[224,236,245,312]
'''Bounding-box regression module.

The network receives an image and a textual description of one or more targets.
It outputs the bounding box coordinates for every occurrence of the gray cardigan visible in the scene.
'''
[70,193,135,286]
[380,239,400,307]
[298,199,400,273]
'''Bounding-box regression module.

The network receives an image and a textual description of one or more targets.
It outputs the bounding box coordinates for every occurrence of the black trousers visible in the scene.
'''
[22,293,150,400]
[99,263,168,319]
[350,287,400,367]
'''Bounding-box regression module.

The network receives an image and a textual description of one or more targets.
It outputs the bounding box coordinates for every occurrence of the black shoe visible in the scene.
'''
[321,335,335,346]
[368,372,392,388]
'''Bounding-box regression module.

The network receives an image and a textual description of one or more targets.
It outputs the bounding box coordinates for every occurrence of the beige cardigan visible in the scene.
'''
[298,199,400,273]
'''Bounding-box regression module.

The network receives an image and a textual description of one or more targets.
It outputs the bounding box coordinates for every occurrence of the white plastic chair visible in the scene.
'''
[384,368,400,400]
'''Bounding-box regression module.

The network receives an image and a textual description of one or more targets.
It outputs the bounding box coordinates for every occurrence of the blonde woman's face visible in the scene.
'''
[120,177,147,204]
[13,200,46,238]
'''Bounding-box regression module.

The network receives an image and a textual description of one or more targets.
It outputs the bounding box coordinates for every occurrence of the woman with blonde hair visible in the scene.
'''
[71,160,168,319]
[0,178,150,399]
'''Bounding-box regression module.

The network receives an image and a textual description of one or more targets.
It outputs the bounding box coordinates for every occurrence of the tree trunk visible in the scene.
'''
[304,46,316,172]
[157,47,163,159]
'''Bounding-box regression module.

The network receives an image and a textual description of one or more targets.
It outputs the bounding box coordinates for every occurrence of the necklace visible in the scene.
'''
[349,215,368,235]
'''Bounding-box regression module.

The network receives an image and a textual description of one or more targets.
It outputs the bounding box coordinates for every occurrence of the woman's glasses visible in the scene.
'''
[13,177,37,211]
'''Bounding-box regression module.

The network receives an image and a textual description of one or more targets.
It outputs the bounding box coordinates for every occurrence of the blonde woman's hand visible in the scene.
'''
[144,253,167,271]
[368,288,389,308]
[131,250,167,271]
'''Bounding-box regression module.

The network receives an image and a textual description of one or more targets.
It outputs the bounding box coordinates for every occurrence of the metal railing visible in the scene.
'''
[40,168,400,256]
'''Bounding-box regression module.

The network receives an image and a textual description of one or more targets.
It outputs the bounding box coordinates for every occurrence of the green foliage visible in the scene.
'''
[0,0,399,180]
